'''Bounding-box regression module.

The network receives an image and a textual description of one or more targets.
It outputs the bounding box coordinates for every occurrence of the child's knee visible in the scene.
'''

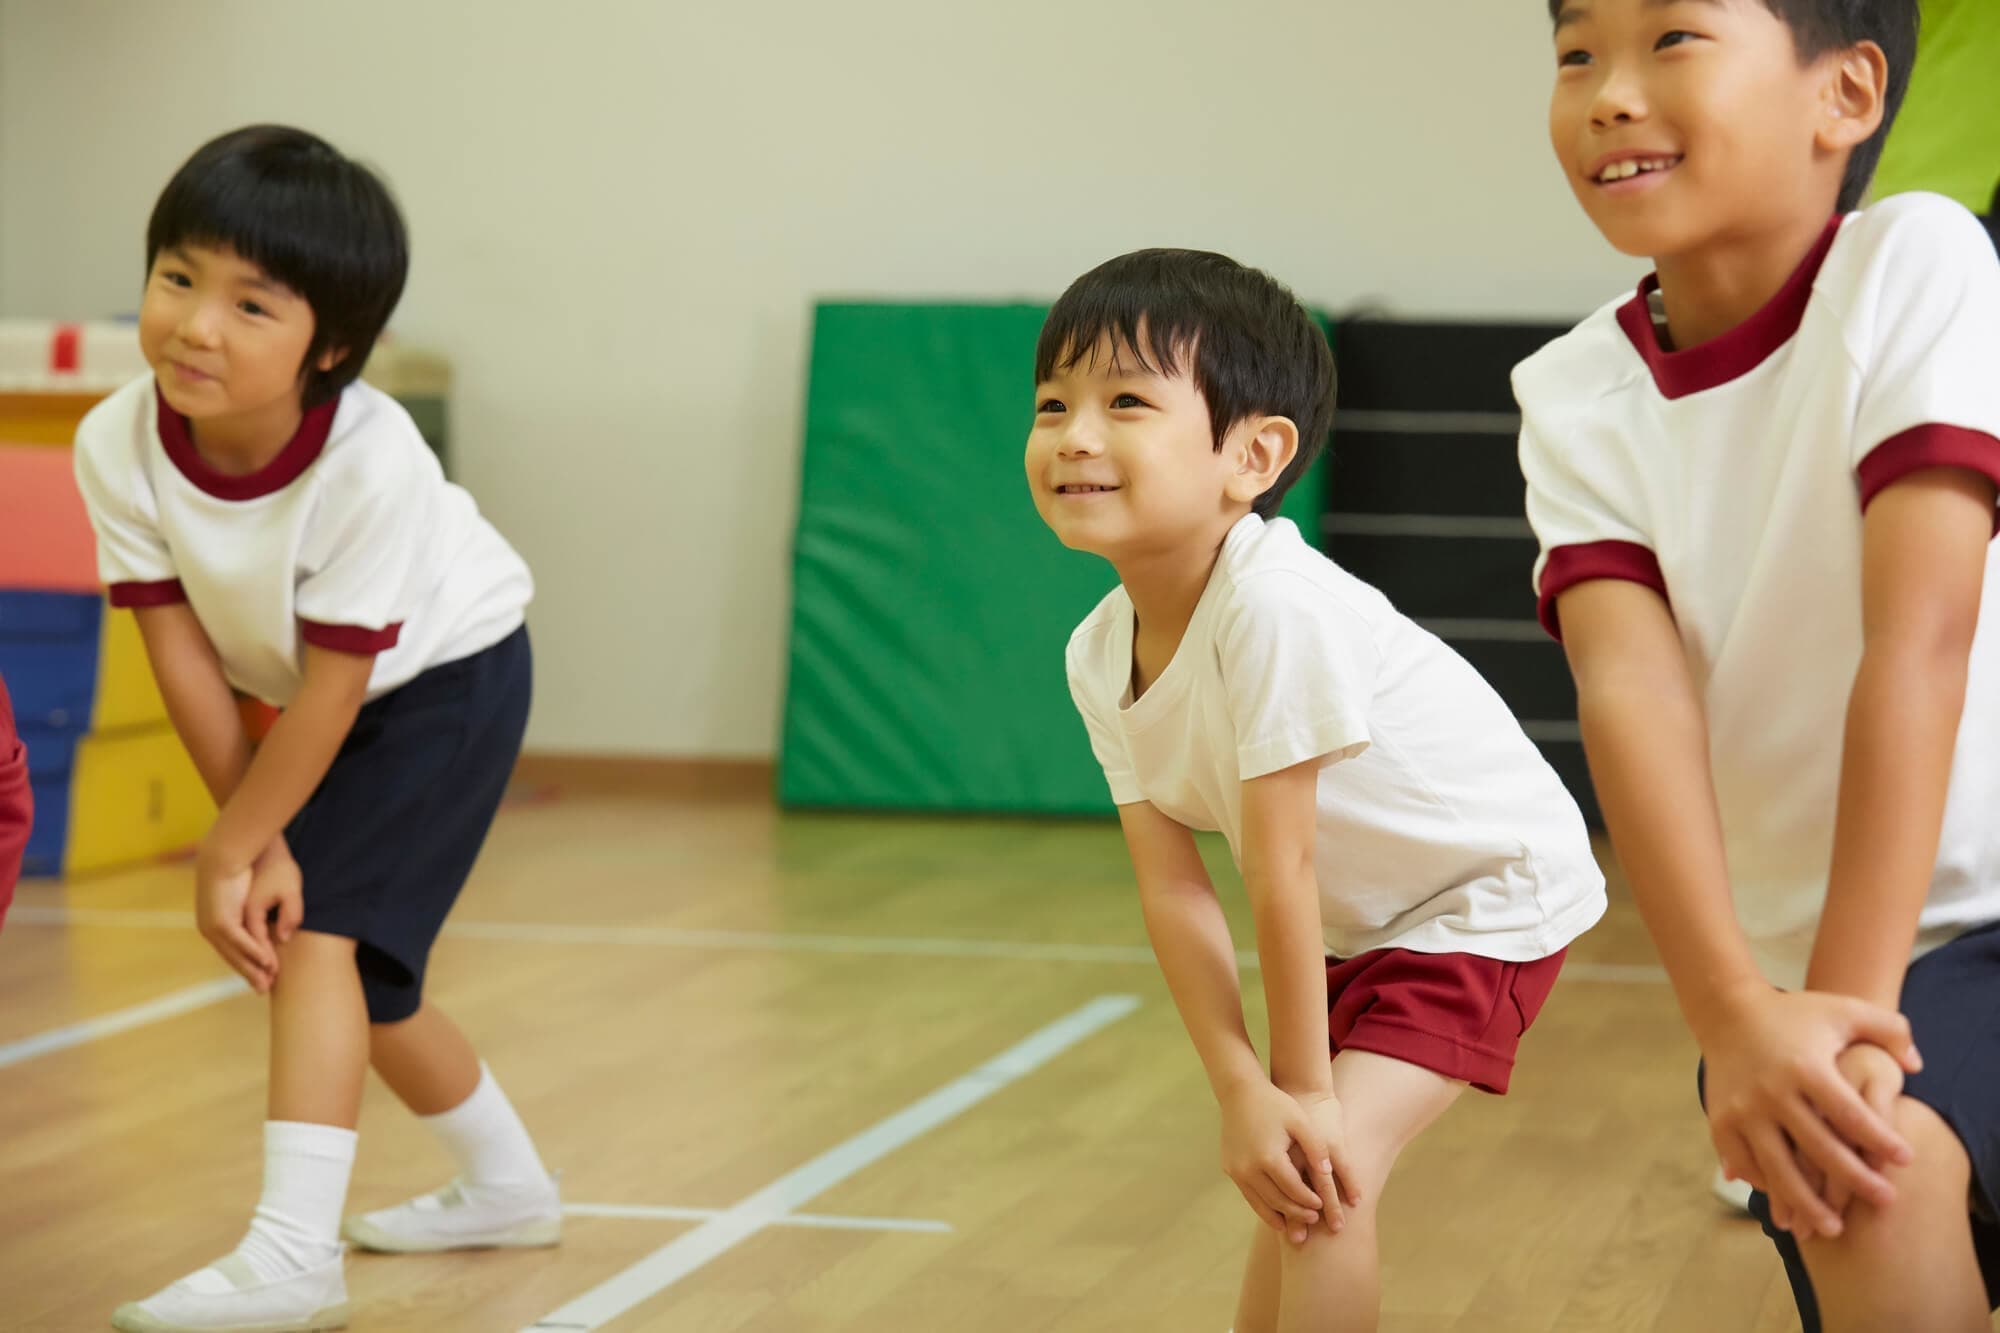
[1873,1097,1972,1207]
[1810,1097,1972,1261]
[276,927,357,968]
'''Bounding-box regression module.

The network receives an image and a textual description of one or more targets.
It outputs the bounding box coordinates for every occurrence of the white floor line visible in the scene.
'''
[8,906,1670,983]
[9,906,185,927]
[563,1203,951,1234]
[523,994,1140,1332]
[0,976,247,1069]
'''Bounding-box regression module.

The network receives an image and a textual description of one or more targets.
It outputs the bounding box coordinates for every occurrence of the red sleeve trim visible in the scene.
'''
[1857,425,2000,532]
[1537,540,1669,642]
[300,620,403,654]
[107,579,187,608]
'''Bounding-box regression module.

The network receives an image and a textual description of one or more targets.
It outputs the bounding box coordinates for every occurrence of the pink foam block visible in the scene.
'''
[0,444,98,592]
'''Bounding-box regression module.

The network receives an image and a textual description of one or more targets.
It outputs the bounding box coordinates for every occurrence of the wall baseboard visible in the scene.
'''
[511,752,774,801]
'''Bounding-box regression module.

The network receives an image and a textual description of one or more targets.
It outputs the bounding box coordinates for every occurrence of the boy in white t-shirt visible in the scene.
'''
[79,126,557,1333]
[1030,248,1605,1333]
[1518,1,2000,1327]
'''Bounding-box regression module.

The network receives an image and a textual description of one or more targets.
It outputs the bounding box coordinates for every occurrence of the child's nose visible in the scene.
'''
[179,303,223,347]
[1590,69,1647,129]
[1057,423,1105,457]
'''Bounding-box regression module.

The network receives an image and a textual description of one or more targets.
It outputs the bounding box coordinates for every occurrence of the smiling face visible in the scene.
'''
[139,241,337,450]
[1025,333,1253,563]
[1547,0,1843,259]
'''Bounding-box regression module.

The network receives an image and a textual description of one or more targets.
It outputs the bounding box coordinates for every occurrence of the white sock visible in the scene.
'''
[422,1062,550,1191]
[233,1120,356,1282]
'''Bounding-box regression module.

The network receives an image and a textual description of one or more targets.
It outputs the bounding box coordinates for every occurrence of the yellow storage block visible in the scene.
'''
[93,607,170,732]
[64,724,214,876]
[0,390,104,445]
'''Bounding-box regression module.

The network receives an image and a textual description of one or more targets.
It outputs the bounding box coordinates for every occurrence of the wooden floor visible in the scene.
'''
[0,775,1947,1332]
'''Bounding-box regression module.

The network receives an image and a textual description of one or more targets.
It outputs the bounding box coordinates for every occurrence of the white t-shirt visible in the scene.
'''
[1517,192,2000,988]
[1067,513,1606,962]
[75,375,532,706]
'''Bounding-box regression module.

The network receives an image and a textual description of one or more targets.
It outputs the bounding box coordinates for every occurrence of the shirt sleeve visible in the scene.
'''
[1518,406,1667,642]
[293,456,426,655]
[72,413,185,608]
[1849,199,2000,517]
[1065,637,1143,806]
[0,676,29,921]
[1216,571,1377,780]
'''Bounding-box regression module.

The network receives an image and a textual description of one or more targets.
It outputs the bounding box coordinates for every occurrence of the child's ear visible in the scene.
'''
[1225,416,1299,507]
[1817,40,1887,156]
[314,345,351,374]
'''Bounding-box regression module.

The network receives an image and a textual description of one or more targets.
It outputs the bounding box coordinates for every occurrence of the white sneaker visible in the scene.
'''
[1711,1165,1755,1214]
[111,1252,348,1333]
[342,1176,561,1253]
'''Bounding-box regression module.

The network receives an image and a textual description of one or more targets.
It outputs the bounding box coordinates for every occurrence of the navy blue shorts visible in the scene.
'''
[290,626,531,1023]
[1697,921,2000,1329]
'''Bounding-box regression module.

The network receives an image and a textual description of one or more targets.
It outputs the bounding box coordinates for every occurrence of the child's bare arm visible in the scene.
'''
[1808,468,1994,1007]
[1239,758,1360,1230]
[1560,578,1915,1237]
[133,603,256,804]
[201,643,372,875]
[1118,800,1327,1234]
[1559,581,1754,1030]
[1237,759,1331,1099]
[137,611,372,988]
[1119,800,1265,1100]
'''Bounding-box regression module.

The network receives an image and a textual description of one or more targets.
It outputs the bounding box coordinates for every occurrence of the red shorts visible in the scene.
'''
[0,675,27,929]
[1325,947,1567,1094]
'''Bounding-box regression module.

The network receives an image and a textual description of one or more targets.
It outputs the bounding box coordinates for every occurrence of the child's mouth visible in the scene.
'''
[1594,155,1682,187]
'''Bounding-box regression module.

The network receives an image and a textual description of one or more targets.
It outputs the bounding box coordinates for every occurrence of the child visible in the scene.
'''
[0,673,27,930]
[1517,1,2000,1327]
[1031,249,1606,1333]
[77,126,558,1333]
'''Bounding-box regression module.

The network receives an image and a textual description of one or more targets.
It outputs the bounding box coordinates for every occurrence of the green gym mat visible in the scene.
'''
[1873,0,2000,212]
[779,302,1330,814]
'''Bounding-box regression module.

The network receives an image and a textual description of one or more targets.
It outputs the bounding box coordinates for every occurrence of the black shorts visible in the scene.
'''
[290,626,531,1023]
[1697,921,2000,1328]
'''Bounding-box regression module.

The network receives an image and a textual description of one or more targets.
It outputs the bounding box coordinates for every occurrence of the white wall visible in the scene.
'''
[0,0,1640,757]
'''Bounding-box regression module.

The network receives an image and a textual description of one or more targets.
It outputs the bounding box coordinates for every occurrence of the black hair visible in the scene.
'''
[146,125,408,408]
[1547,0,1918,212]
[1034,249,1335,521]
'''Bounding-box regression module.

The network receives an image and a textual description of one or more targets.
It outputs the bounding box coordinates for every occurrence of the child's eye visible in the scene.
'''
[1037,398,1066,414]
[159,270,192,288]
[1111,393,1149,409]
[1557,47,1591,68]
[239,301,268,317]
[1655,30,1697,50]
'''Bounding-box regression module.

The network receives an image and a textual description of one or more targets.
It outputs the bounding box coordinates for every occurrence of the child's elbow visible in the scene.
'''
[1240,847,1316,903]
[1865,602,1981,681]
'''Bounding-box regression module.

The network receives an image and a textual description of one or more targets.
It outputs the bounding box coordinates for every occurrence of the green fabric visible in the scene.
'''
[395,395,450,475]
[778,302,1330,813]
[1872,0,2000,212]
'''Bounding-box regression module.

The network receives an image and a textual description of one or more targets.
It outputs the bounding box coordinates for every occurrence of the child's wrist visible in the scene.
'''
[1687,973,1770,1047]
[1271,1072,1335,1098]
[1209,1059,1272,1102]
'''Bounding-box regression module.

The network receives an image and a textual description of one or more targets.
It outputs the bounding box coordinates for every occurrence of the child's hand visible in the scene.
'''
[1702,984,1920,1239]
[194,840,277,994]
[1776,1042,1908,1231]
[1288,1088,1363,1239]
[242,839,305,966]
[1217,1077,1330,1244]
